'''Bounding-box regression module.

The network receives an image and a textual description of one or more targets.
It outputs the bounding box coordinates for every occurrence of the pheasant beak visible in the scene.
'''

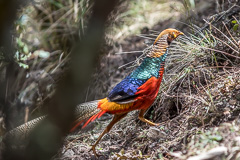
[173,31,184,39]
[179,32,184,35]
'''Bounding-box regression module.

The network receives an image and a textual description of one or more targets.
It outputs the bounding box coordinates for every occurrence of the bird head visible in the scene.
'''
[154,28,184,45]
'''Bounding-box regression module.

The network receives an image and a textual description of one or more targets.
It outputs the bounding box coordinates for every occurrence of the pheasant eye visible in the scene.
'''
[171,33,175,38]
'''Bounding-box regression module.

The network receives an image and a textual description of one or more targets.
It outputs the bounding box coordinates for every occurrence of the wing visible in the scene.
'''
[107,76,146,104]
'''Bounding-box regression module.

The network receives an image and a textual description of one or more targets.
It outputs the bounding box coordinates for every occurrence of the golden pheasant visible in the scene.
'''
[6,28,184,156]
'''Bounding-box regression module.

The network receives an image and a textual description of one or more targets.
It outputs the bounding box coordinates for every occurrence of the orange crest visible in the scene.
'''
[154,28,184,45]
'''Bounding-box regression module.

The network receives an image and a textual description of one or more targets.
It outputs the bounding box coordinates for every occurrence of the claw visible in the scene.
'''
[138,109,163,126]
[153,122,161,126]
[90,145,100,157]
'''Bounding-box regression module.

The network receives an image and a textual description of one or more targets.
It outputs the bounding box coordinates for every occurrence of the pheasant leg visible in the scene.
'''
[138,109,160,126]
[91,113,128,156]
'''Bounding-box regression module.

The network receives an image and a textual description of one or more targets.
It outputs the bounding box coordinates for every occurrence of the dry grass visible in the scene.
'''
[16,0,91,51]
[107,0,184,43]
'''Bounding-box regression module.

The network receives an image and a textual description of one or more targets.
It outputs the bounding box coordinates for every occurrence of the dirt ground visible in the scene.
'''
[55,1,240,160]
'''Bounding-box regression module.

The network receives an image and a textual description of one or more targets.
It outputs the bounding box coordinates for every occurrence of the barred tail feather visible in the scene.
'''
[5,100,105,139]
[5,116,47,140]
[70,100,106,132]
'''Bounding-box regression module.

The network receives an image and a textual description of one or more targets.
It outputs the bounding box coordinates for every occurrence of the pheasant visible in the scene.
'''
[5,28,183,156]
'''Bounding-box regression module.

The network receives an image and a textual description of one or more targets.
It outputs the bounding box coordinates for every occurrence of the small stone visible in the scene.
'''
[236,94,240,101]
[236,152,240,160]
[170,151,184,159]
[63,149,74,157]
[187,146,227,160]
[223,108,230,115]
[147,127,167,139]
[236,85,240,90]
[229,99,237,105]
[234,137,240,146]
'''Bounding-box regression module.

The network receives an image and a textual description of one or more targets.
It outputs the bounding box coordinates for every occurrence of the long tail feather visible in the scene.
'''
[70,120,84,132]
[4,116,47,140]
[83,110,106,128]
[5,100,105,140]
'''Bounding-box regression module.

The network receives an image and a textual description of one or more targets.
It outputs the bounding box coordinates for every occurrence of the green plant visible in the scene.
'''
[232,20,239,32]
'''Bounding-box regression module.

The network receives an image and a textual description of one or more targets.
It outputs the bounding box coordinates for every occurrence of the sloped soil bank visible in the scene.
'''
[57,1,240,160]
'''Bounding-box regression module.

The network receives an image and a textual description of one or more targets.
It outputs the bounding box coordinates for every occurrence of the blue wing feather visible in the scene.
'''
[108,76,146,103]
[108,54,167,103]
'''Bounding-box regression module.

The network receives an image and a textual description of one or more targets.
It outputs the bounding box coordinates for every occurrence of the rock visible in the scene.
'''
[63,149,75,157]
[147,127,167,139]
[236,94,240,101]
[187,146,227,160]
[234,137,240,146]
[236,85,240,90]
[229,99,236,105]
